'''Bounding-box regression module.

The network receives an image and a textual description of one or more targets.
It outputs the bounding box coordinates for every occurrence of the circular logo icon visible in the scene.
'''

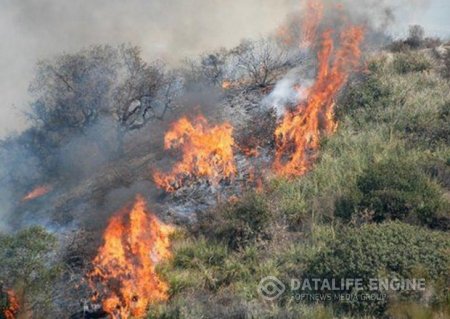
[258,276,285,300]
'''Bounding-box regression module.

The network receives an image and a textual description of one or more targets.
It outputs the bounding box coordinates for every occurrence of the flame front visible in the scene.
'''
[88,195,173,319]
[21,185,52,202]
[153,115,236,192]
[3,290,19,319]
[274,24,364,176]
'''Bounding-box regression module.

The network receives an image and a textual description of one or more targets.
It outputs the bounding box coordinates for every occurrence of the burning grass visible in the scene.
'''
[88,195,173,319]
[153,115,236,192]
[154,43,450,319]
[274,26,364,176]
[2,1,450,319]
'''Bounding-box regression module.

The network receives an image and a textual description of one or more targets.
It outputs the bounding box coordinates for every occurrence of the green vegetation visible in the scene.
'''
[154,47,450,318]
[197,192,272,249]
[0,227,61,317]
[336,158,448,229]
[306,222,450,315]
[1,30,448,319]
[392,52,432,74]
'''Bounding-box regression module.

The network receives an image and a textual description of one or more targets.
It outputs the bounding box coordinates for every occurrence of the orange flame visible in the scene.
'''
[301,0,324,48]
[221,80,232,90]
[88,195,173,319]
[153,115,236,192]
[21,185,52,202]
[276,25,294,46]
[3,290,19,319]
[274,26,364,176]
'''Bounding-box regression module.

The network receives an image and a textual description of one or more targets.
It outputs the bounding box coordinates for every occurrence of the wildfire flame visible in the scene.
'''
[276,25,294,46]
[153,115,236,192]
[274,25,364,176]
[21,185,52,202]
[222,80,232,90]
[301,0,324,48]
[3,290,19,319]
[88,195,173,319]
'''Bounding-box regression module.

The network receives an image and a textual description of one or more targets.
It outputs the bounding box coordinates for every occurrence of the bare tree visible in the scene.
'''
[111,46,182,153]
[29,45,119,137]
[28,45,181,156]
[232,39,289,88]
[182,49,229,87]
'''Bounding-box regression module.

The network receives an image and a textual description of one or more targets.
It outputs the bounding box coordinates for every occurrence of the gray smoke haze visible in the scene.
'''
[0,0,447,138]
[0,0,448,233]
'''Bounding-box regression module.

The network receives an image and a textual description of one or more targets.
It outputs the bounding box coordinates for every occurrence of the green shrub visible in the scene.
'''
[197,192,271,249]
[336,158,449,229]
[337,75,393,119]
[442,50,450,79]
[0,227,61,317]
[423,157,450,189]
[305,222,450,315]
[402,100,450,148]
[393,52,432,74]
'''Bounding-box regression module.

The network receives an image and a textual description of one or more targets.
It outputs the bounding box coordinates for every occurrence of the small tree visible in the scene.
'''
[180,48,233,91]
[232,39,288,88]
[28,45,180,157]
[29,45,118,136]
[406,25,425,49]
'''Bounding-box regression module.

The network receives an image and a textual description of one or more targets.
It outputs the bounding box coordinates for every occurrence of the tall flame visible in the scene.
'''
[274,26,364,176]
[88,195,173,319]
[301,0,325,48]
[3,290,19,319]
[153,115,236,192]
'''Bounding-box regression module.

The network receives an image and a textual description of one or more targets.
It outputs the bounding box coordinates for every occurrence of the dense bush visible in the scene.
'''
[423,158,450,189]
[337,74,393,119]
[306,222,450,315]
[393,52,432,74]
[336,159,449,229]
[197,192,272,249]
[403,100,450,148]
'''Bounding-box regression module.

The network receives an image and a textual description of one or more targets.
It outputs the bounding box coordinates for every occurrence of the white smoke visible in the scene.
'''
[262,66,314,117]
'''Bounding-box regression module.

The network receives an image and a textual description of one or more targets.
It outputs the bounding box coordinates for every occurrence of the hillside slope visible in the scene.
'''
[154,47,450,318]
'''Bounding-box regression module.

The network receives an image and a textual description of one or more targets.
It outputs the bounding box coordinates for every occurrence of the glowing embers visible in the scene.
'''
[88,195,173,319]
[154,115,236,192]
